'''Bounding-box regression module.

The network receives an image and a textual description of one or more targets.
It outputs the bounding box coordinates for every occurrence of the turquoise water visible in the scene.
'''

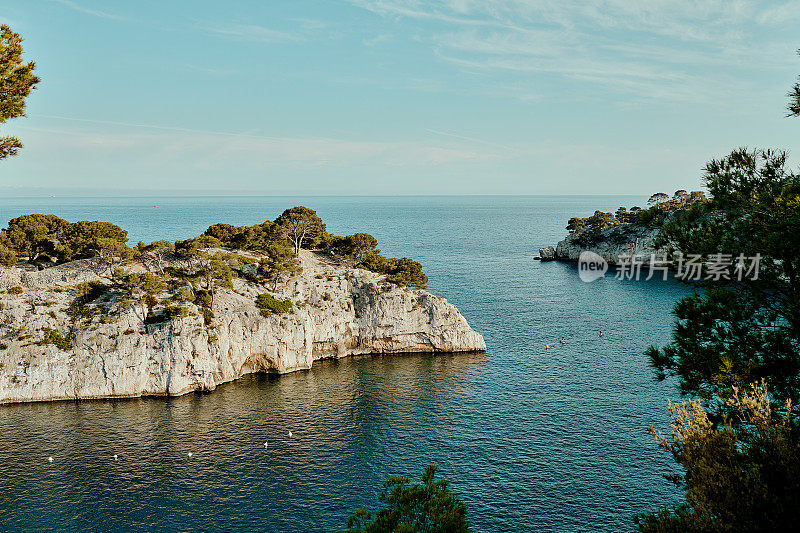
[0,196,688,532]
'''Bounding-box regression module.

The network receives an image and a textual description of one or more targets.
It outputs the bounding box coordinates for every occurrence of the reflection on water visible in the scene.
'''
[0,353,486,533]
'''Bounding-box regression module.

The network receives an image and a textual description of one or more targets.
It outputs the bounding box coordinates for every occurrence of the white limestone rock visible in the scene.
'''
[0,251,485,404]
[554,225,663,265]
[537,247,556,261]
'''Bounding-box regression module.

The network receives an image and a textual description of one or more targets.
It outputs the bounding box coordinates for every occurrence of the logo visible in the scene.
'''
[578,251,607,282]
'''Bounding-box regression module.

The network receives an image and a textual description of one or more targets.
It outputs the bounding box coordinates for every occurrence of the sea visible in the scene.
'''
[0,196,691,532]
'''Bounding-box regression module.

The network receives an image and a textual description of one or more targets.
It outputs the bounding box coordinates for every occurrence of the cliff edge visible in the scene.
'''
[554,224,662,264]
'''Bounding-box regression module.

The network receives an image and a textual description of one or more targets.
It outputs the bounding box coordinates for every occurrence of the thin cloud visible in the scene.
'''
[205,23,304,43]
[350,0,799,102]
[363,33,393,46]
[426,128,518,152]
[348,0,516,29]
[49,0,124,20]
[184,64,239,77]
[21,116,501,168]
[33,114,288,140]
[757,2,800,25]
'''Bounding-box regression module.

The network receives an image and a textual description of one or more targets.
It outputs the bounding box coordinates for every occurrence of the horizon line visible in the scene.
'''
[0,193,657,199]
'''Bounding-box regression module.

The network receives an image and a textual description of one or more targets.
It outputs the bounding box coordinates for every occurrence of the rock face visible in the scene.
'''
[537,246,556,261]
[0,252,485,404]
[554,225,662,265]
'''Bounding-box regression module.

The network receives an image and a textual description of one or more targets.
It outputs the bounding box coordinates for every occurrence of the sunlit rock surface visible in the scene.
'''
[0,251,485,403]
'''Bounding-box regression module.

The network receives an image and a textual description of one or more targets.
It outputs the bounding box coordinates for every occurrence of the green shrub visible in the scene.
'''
[203,221,278,250]
[77,281,108,301]
[0,244,17,267]
[163,304,188,320]
[361,253,427,289]
[163,266,198,283]
[255,293,293,316]
[636,205,668,227]
[194,290,212,308]
[0,214,129,264]
[146,304,189,325]
[66,282,108,324]
[609,229,630,245]
[325,232,379,265]
[171,286,195,304]
[384,257,428,289]
[173,235,222,258]
[8,286,23,295]
[38,328,72,351]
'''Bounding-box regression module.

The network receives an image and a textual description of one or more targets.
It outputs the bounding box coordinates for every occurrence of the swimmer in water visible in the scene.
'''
[560,336,565,344]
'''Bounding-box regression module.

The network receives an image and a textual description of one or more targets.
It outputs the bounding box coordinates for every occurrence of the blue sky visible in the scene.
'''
[0,0,798,195]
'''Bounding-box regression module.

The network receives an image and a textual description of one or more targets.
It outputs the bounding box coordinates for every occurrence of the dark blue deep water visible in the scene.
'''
[0,196,689,532]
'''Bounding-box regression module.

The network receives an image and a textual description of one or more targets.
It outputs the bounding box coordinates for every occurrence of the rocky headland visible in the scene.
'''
[0,250,485,404]
[547,191,709,265]
[0,208,485,404]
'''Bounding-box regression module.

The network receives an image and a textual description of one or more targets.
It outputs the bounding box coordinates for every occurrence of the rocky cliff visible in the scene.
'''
[554,224,662,264]
[0,251,485,404]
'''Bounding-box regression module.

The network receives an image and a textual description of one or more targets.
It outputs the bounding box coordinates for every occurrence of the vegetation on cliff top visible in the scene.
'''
[564,190,709,247]
[0,207,427,290]
[0,207,427,340]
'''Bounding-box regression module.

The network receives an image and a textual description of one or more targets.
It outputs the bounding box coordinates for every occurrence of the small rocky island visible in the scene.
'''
[0,208,485,404]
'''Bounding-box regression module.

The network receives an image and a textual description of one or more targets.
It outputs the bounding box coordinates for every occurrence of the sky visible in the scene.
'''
[0,0,798,195]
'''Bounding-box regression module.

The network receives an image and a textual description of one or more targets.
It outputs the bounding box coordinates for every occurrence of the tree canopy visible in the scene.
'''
[326,233,380,265]
[204,221,276,250]
[648,148,800,408]
[275,206,326,254]
[0,243,16,266]
[788,49,800,118]
[0,24,39,160]
[340,465,471,533]
[635,382,800,533]
[638,51,800,533]
[258,241,301,290]
[648,192,670,206]
[195,207,428,289]
[0,208,428,290]
[565,192,708,245]
[0,214,129,265]
[136,240,175,273]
